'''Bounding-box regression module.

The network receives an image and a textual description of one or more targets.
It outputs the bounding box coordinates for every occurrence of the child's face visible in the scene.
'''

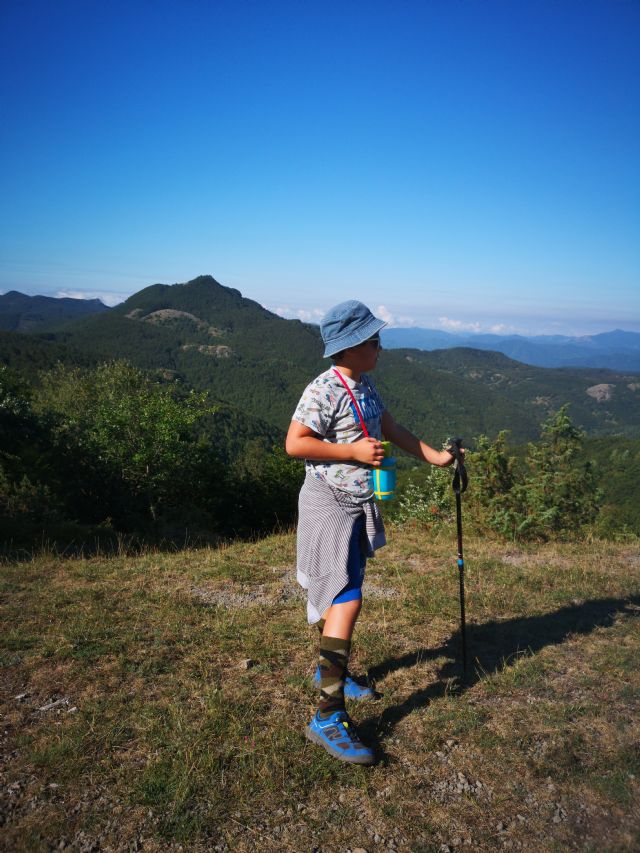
[348,335,382,372]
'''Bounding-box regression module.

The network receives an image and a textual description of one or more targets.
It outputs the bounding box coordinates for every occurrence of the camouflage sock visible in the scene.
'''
[317,635,351,718]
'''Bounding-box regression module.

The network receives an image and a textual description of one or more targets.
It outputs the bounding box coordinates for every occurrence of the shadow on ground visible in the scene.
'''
[360,595,640,761]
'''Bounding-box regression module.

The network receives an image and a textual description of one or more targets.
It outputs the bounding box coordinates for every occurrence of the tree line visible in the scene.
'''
[1,360,633,555]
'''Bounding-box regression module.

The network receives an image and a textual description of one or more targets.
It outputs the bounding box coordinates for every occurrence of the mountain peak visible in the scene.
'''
[182,275,242,299]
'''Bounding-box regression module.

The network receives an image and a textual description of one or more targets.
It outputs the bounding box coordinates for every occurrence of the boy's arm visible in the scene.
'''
[381,411,456,467]
[285,420,384,466]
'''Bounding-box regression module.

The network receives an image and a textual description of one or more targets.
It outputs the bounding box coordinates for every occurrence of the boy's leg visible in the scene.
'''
[322,598,362,640]
[308,599,375,764]
[317,599,361,716]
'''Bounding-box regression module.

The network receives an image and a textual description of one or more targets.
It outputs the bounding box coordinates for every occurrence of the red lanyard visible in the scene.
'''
[332,368,370,438]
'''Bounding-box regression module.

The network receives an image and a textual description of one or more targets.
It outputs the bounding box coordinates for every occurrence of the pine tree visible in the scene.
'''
[469,430,525,538]
[519,405,601,538]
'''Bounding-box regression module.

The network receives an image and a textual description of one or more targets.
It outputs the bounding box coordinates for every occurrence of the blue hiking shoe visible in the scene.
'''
[305,710,375,765]
[313,665,378,700]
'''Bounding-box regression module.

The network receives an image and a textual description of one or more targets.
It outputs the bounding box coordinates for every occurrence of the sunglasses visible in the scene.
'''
[360,335,381,349]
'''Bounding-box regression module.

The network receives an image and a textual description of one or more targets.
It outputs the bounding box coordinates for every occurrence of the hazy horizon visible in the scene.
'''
[2,277,639,339]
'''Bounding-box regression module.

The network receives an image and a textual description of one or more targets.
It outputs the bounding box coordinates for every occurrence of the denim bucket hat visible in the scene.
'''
[320,300,387,358]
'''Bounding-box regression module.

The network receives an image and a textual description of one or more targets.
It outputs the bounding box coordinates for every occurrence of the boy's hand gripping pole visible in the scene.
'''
[447,438,469,675]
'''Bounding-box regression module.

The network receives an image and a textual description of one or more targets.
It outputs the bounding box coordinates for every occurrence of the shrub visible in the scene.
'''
[392,463,453,525]
[34,361,218,530]
[517,405,601,539]
[466,431,526,538]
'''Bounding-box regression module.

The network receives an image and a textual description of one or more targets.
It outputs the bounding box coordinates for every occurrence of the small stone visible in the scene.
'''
[496,822,505,832]
[240,658,255,669]
[39,698,70,712]
[374,834,381,843]
[352,849,368,853]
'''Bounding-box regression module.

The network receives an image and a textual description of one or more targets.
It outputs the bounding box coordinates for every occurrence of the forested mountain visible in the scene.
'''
[385,347,640,441]
[3,275,639,546]
[35,275,639,444]
[0,290,110,332]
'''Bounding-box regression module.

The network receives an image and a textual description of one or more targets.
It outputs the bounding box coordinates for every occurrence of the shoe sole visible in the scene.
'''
[305,726,376,765]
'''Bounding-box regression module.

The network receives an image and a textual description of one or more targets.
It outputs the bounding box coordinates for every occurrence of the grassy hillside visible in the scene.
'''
[2,529,638,851]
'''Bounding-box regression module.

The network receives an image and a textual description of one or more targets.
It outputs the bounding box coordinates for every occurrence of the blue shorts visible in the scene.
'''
[332,517,366,605]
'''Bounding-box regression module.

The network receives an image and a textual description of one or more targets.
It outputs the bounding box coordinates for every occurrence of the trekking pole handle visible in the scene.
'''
[447,437,468,494]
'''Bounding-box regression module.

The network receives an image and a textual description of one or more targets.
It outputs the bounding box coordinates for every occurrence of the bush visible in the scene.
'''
[517,406,601,539]
[466,431,526,538]
[467,408,601,540]
[34,362,218,530]
[390,463,453,526]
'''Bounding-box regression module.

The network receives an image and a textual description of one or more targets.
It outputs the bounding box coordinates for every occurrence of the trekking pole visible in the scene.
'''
[447,438,469,675]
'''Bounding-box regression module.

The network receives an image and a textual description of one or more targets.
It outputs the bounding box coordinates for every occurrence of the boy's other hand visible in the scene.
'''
[440,447,465,467]
[353,437,385,466]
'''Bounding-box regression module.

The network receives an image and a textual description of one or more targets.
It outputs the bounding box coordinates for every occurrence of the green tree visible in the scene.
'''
[229,440,304,534]
[0,366,64,533]
[468,431,525,538]
[518,405,601,539]
[37,361,217,526]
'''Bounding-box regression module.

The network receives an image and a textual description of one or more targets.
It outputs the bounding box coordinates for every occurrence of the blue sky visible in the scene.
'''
[1,0,638,335]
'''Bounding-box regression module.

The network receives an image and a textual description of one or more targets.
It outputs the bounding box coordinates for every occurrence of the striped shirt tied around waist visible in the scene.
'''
[296,474,387,624]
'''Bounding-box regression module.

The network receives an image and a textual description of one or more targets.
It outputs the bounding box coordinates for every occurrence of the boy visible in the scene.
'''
[286,300,459,765]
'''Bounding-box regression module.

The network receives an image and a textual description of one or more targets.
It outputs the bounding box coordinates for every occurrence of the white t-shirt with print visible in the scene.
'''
[292,368,385,501]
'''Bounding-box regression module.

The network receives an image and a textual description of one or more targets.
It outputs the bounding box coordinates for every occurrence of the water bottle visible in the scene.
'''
[373,441,396,501]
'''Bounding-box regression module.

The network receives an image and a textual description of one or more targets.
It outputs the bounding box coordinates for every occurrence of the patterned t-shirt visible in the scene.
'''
[292,368,385,501]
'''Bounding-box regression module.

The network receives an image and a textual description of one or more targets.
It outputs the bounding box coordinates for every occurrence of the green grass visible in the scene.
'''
[1,528,639,851]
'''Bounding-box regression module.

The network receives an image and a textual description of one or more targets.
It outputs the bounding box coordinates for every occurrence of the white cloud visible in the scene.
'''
[270,304,324,323]
[437,316,482,334]
[375,304,395,325]
[55,289,129,307]
[394,314,419,328]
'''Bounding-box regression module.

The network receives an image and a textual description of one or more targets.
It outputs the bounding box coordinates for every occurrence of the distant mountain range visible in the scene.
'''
[381,327,640,372]
[0,290,110,332]
[2,288,639,372]
[2,276,639,444]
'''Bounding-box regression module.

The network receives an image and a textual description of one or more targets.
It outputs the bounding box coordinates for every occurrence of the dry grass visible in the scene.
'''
[1,526,639,852]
